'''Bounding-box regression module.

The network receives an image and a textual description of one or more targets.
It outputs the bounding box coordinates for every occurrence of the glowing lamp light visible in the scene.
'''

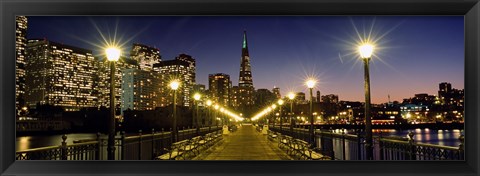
[214,104,219,110]
[278,99,284,105]
[306,79,316,89]
[272,104,277,109]
[193,93,201,101]
[169,80,180,90]
[288,92,295,100]
[358,43,374,59]
[206,100,212,106]
[105,47,121,61]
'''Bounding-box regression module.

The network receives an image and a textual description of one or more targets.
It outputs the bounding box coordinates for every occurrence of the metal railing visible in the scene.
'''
[16,126,222,160]
[270,126,464,160]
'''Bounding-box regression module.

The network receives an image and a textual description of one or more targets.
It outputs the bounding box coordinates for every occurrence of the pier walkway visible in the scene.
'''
[193,124,291,160]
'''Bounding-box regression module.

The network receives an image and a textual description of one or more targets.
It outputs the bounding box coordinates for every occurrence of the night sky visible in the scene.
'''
[26,16,464,104]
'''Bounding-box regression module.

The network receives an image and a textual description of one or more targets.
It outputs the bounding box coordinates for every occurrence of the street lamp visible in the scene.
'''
[220,107,225,126]
[193,93,201,136]
[105,47,120,160]
[271,104,277,128]
[306,78,316,144]
[278,99,284,133]
[214,104,219,126]
[266,107,272,126]
[288,92,296,134]
[206,100,212,130]
[358,43,374,160]
[170,80,180,142]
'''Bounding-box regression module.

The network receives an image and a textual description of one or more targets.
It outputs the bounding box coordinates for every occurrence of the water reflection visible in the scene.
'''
[320,128,462,160]
[16,133,99,151]
[340,128,462,147]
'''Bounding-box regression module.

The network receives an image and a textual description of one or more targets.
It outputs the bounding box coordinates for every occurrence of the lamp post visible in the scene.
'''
[271,104,277,128]
[105,47,120,160]
[170,80,180,142]
[288,92,296,134]
[220,107,225,126]
[306,79,316,145]
[359,43,374,160]
[266,107,272,127]
[278,99,284,133]
[193,93,201,136]
[206,100,212,131]
[214,104,219,126]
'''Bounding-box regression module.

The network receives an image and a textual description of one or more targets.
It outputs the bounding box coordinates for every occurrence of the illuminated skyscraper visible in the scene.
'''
[16,16,27,114]
[96,56,138,110]
[176,54,196,84]
[130,43,161,71]
[194,84,206,94]
[121,68,163,112]
[237,31,255,114]
[272,87,281,99]
[209,73,231,107]
[153,54,196,107]
[231,86,240,108]
[316,90,321,103]
[25,39,97,111]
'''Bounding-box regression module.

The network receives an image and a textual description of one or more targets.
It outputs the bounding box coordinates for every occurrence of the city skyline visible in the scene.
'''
[26,16,464,104]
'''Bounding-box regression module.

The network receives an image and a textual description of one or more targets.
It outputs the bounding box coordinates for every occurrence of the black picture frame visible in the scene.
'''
[1,0,479,176]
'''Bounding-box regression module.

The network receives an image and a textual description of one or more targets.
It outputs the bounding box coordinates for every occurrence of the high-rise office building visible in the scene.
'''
[96,56,139,109]
[237,31,255,113]
[121,68,163,112]
[193,84,206,94]
[209,73,231,107]
[16,16,28,113]
[153,54,196,107]
[231,86,240,109]
[130,43,161,71]
[25,39,97,111]
[272,87,281,99]
[176,54,196,84]
[316,91,321,103]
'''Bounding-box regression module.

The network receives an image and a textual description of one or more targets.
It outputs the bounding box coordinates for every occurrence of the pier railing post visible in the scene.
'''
[96,133,101,160]
[161,128,165,155]
[121,131,126,160]
[151,128,155,159]
[379,132,384,160]
[61,134,67,160]
[342,129,346,160]
[182,127,185,140]
[356,130,362,160]
[458,134,464,160]
[170,128,173,143]
[138,130,142,160]
[329,128,335,159]
[408,132,416,160]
